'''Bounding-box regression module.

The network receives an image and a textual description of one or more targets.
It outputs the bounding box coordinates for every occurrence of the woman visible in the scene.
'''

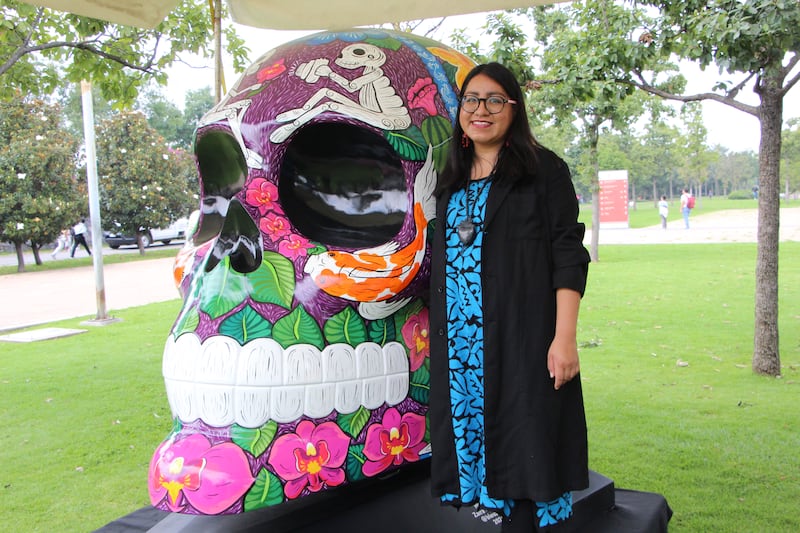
[658,195,669,229]
[429,63,591,531]
[51,228,72,259]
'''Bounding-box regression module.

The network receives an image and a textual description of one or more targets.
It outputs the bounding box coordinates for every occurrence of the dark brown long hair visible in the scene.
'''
[435,62,542,196]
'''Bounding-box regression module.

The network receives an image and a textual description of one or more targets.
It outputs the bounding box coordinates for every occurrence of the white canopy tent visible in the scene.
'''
[19,0,561,30]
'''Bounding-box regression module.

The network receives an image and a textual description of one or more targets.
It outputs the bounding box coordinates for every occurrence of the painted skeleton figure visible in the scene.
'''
[148,30,475,515]
[270,43,412,143]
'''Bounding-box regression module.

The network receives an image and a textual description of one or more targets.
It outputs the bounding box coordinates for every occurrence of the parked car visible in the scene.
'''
[104,218,189,249]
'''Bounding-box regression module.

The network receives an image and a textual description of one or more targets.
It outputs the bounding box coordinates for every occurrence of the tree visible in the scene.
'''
[179,87,216,147]
[637,115,682,203]
[676,102,716,203]
[95,111,196,254]
[514,0,797,375]
[138,87,187,148]
[620,0,800,376]
[527,1,675,261]
[0,0,249,105]
[709,148,759,196]
[0,94,83,271]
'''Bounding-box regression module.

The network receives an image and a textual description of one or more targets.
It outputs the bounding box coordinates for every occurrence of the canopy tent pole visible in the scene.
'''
[212,0,223,103]
[80,80,110,322]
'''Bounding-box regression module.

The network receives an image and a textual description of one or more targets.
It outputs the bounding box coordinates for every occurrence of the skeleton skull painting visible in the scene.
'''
[148,29,475,515]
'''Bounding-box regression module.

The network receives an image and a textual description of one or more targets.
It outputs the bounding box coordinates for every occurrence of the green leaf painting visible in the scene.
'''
[244,468,285,511]
[337,406,370,439]
[410,363,430,404]
[219,305,273,345]
[440,61,458,87]
[421,115,452,172]
[324,306,367,346]
[248,251,295,308]
[364,37,402,52]
[385,126,428,161]
[272,306,324,350]
[173,305,199,338]
[345,443,367,483]
[367,318,396,345]
[230,421,278,457]
[199,257,251,319]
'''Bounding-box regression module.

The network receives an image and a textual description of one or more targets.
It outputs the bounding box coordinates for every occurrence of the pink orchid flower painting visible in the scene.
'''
[148,433,255,514]
[362,407,427,477]
[268,420,351,499]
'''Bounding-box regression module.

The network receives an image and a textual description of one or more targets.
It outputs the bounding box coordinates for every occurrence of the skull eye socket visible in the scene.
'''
[194,130,248,244]
[278,123,406,248]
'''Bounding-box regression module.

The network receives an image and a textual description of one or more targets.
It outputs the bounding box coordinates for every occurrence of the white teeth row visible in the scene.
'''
[162,334,410,428]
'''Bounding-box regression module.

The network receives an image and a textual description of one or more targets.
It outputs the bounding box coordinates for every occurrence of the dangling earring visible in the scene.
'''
[461,133,471,148]
[504,138,510,148]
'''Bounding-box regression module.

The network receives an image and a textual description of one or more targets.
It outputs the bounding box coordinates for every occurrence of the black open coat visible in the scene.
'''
[429,148,591,503]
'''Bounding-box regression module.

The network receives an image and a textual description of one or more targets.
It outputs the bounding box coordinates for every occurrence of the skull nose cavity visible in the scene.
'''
[205,199,263,274]
[194,129,248,246]
[195,130,248,198]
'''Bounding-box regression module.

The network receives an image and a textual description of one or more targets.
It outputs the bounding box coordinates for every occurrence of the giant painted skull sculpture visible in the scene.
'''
[148,29,475,515]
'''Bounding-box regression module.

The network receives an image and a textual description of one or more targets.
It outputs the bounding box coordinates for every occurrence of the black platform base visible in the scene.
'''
[96,463,671,532]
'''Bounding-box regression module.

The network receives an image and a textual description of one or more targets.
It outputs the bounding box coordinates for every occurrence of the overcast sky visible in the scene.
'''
[166,13,800,154]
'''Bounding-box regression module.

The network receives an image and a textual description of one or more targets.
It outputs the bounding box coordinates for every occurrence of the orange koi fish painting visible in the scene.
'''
[304,146,436,305]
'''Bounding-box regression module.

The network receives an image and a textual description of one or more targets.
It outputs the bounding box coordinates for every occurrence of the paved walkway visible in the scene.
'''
[1,208,798,332]
[584,207,800,245]
[0,257,179,332]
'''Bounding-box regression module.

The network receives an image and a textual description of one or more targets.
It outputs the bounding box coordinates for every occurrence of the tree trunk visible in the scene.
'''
[14,241,25,272]
[652,179,658,208]
[752,77,782,376]
[137,231,147,256]
[32,243,42,265]
[589,124,600,262]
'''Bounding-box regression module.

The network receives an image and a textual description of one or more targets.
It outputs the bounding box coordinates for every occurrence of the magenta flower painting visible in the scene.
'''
[260,211,293,241]
[401,308,430,372]
[268,420,350,499]
[362,408,426,477]
[245,178,281,216]
[278,233,313,260]
[148,434,255,514]
[407,77,438,116]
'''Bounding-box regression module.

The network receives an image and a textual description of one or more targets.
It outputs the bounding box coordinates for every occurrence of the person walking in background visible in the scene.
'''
[658,195,669,230]
[429,62,591,532]
[70,218,91,257]
[51,228,72,259]
[680,188,692,229]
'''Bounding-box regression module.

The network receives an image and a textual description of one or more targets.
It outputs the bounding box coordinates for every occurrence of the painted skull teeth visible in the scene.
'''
[163,333,410,427]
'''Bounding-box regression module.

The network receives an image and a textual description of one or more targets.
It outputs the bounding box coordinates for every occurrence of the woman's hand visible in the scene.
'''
[547,334,580,390]
[548,288,582,390]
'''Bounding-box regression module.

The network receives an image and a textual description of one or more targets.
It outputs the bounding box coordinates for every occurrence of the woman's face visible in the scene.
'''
[459,73,515,153]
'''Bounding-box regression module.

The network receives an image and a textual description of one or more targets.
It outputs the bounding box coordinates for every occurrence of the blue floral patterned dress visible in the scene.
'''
[440,177,573,529]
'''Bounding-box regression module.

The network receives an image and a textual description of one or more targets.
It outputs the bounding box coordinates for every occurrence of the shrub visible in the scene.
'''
[728,189,754,200]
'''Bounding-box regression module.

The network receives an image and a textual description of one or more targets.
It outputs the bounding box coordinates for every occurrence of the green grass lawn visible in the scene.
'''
[1,243,798,532]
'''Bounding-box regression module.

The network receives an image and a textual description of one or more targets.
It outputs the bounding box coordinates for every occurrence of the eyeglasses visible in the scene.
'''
[460,95,517,114]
